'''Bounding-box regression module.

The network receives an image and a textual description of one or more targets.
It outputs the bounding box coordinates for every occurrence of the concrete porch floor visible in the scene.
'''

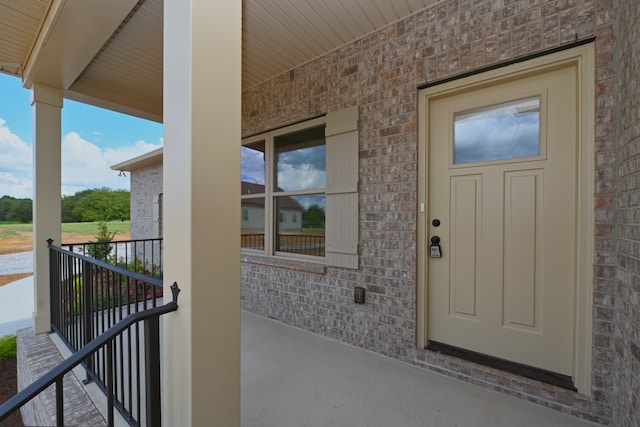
[6,272,600,427]
[242,311,599,427]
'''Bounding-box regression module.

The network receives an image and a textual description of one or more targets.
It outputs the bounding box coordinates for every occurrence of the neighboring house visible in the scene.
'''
[111,147,164,240]
[111,160,304,238]
[4,1,640,426]
[240,181,303,233]
[111,148,163,271]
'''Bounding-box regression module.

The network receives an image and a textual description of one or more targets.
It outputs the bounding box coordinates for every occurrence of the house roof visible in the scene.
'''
[110,147,163,172]
[0,0,437,122]
[111,155,303,211]
[242,181,266,197]
[242,182,303,211]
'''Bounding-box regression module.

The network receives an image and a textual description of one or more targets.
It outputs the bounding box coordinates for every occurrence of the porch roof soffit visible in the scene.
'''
[0,0,439,123]
[111,146,163,172]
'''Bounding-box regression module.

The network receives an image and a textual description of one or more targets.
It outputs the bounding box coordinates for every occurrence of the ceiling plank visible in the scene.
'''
[23,0,139,89]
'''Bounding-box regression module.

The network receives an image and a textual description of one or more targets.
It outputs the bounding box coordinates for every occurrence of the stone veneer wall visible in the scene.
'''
[130,162,163,240]
[241,0,616,423]
[612,0,640,425]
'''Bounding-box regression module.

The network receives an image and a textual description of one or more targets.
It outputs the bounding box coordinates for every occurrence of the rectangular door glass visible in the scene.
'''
[454,97,540,164]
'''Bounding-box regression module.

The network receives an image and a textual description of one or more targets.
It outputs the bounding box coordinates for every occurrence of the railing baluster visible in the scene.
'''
[127,322,133,420]
[145,316,161,427]
[135,322,141,423]
[107,340,115,427]
[83,259,93,382]
[119,324,125,412]
[55,378,63,426]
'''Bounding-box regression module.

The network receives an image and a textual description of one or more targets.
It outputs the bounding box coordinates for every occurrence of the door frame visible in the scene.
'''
[417,44,595,394]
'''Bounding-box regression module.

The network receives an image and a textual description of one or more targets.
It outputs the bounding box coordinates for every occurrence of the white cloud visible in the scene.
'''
[241,146,265,184]
[0,119,32,198]
[0,119,161,198]
[61,133,161,196]
[277,163,325,192]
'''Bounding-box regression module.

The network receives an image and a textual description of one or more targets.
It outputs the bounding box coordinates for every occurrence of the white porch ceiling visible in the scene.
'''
[0,0,438,122]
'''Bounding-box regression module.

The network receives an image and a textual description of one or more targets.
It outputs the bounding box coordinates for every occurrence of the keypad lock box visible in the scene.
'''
[430,236,442,258]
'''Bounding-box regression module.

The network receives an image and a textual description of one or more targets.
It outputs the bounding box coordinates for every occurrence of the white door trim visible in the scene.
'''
[417,44,595,394]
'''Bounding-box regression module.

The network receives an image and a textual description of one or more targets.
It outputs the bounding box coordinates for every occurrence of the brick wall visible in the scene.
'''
[17,329,105,426]
[241,0,616,423]
[613,0,640,424]
[130,163,162,240]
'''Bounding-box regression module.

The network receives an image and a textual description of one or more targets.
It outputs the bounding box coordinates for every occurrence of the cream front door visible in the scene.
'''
[427,62,578,376]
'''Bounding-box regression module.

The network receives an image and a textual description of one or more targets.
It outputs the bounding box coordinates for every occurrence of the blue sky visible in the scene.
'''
[0,73,163,198]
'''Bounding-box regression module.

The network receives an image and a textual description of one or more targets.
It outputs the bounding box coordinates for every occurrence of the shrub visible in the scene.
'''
[0,334,17,361]
[86,221,116,260]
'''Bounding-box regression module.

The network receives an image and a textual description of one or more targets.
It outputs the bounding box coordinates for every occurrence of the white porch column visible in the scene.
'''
[30,83,63,334]
[163,1,241,426]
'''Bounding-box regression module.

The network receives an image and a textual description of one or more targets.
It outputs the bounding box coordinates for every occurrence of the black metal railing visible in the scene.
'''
[48,240,165,426]
[240,233,265,250]
[63,238,163,278]
[242,233,326,256]
[276,233,325,256]
[0,283,180,427]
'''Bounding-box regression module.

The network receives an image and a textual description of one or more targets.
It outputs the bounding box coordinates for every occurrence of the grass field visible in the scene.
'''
[0,221,130,237]
[61,221,131,237]
[0,221,131,255]
[0,222,32,239]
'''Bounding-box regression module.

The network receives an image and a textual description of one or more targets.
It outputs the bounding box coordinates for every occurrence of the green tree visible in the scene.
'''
[110,190,130,221]
[0,196,16,221]
[0,196,33,222]
[0,197,33,223]
[303,204,325,228]
[7,199,32,222]
[65,188,130,222]
[61,194,81,222]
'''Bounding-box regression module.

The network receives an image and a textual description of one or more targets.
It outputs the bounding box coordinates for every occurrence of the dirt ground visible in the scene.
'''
[0,273,33,288]
[0,235,33,256]
[0,357,22,426]
[0,231,130,287]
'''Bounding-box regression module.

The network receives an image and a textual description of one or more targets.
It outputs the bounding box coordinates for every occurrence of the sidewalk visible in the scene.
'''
[0,276,33,336]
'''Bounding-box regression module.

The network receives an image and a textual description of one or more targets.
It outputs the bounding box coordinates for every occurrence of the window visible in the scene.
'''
[241,119,326,259]
[241,108,359,267]
[454,97,541,164]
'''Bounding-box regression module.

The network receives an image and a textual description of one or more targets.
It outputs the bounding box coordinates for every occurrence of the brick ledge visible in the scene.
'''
[17,328,107,427]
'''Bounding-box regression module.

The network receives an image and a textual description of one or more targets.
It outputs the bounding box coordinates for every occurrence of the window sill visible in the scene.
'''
[241,253,327,275]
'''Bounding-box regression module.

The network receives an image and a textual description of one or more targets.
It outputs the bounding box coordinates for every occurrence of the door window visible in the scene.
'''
[454,97,540,164]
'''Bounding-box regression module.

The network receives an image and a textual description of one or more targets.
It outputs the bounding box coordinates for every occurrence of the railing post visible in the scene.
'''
[82,259,94,383]
[145,316,161,427]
